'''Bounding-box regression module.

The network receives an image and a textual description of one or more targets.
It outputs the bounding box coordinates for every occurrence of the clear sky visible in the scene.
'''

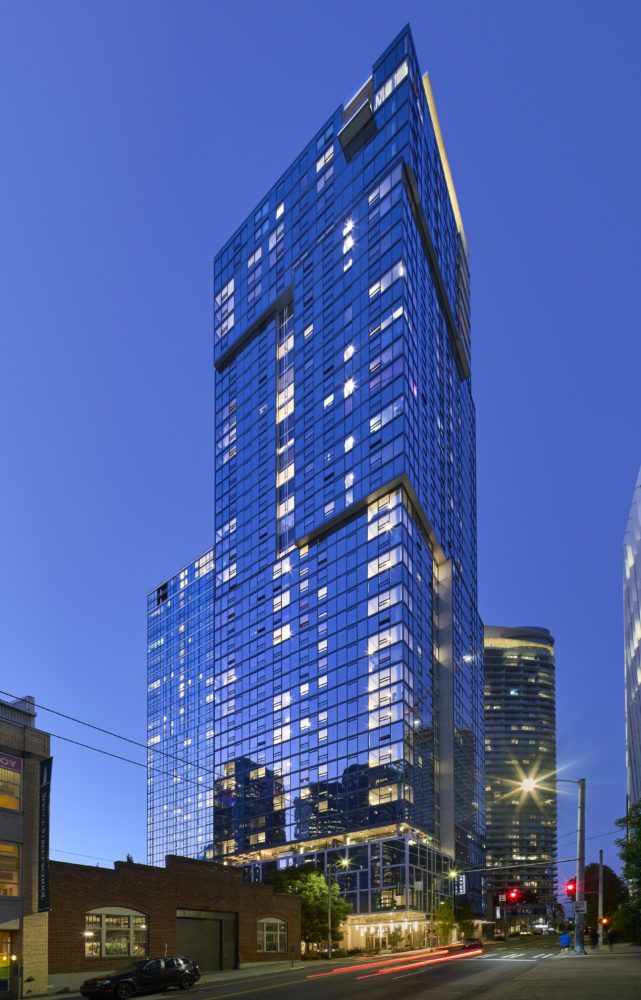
[1,1,639,882]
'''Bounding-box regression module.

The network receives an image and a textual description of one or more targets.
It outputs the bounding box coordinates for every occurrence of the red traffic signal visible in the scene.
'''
[507,888,520,901]
[565,879,576,898]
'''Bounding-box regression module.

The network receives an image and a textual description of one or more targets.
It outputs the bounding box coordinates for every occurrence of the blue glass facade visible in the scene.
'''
[147,551,214,866]
[148,26,484,922]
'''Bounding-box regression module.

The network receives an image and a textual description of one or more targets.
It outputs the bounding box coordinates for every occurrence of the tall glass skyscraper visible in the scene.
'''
[483,626,557,921]
[624,468,641,807]
[148,25,484,938]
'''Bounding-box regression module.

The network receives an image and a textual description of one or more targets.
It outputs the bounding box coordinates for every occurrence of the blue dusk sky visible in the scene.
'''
[1,1,639,881]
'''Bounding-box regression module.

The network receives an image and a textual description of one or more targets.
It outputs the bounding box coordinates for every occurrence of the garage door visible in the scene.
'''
[176,910,237,971]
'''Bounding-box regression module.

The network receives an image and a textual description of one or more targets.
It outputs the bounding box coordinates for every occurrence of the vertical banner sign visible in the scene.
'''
[38,757,53,912]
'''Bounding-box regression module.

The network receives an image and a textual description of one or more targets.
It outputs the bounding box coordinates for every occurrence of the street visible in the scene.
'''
[175,937,572,1000]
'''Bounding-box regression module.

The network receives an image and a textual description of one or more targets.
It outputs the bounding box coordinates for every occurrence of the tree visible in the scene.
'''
[387,927,403,950]
[270,864,352,952]
[435,898,456,945]
[583,862,624,929]
[614,801,641,943]
[455,897,477,939]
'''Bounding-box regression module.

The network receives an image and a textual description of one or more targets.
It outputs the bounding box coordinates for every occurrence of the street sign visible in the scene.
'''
[498,893,506,902]
[454,875,466,895]
[575,901,587,913]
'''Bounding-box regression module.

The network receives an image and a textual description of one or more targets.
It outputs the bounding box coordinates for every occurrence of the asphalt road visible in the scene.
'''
[187,936,563,1000]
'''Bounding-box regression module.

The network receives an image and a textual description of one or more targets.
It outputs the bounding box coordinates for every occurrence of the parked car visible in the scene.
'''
[81,956,200,999]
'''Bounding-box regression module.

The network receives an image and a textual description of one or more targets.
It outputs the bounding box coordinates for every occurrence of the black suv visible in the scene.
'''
[81,956,200,999]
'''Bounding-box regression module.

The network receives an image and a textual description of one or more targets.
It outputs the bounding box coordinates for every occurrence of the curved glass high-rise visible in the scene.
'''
[483,626,557,918]
[148,24,485,936]
[624,468,641,806]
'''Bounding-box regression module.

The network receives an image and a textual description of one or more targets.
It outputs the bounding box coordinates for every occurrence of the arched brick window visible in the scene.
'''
[84,907,148,958]
[257,917,287,953]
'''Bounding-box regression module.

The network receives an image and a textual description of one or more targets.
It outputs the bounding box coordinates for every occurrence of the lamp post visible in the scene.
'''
[326,856,349,960]
[521,775,587,956]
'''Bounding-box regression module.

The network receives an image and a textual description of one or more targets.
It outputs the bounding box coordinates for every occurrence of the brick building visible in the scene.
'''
[0,696,51,999]
[47,855,301,992]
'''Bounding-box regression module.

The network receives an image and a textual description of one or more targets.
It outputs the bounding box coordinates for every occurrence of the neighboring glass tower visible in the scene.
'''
[624,468,641,807]
[483,626,557,923]
[148,25,485,934]
[147,550,214,865]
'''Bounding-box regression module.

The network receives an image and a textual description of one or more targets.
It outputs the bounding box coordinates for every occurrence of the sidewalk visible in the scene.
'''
[482,944,641,999]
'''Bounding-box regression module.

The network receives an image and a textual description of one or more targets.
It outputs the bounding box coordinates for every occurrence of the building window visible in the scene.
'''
[257,918,287,953]
[84,909,148,958]
[0,844,19,897]
[0,758,21,811]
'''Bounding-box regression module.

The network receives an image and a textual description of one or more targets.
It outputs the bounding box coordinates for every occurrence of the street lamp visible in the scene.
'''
[520,774,587,956]
[326,856,349,960]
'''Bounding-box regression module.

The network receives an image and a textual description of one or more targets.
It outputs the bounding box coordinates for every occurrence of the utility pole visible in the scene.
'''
[574,778,587,955]
[598,849,604,947]
[327,871,332,960]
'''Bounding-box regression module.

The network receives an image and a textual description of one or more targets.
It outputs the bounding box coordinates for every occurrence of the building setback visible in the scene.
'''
[483,626,557,923]
[147,23,485,935]
[46,856,301,990]
[0,696,51,999]
[624,467,641,807]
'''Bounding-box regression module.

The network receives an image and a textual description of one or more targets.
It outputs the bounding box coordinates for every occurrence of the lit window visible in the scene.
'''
[373,59,408,111]
[273,590,290,613]
[0,759,21,811]
[318,586,327,600]
[304,323,314,339]
[324,393,334,409]
[343,344,355,362]
[83,909,148,959]
[278,496,295,518]
[324,501,334,517]
[300,718,310,731]
[273,624,292,645]
[344,435,354,453]
[318,640,328,653]
[316,145,334,173]
[343,234,354,254]
[276,202,285,219]
[343,258,353,272]
[319,675,328,688]
[247,247,262,269]
[342,219,354,237]
[318,729,328,742]
[344,378,355,398]
[277,463,295,487]
[273,725,291,745]
[257,918,287,953]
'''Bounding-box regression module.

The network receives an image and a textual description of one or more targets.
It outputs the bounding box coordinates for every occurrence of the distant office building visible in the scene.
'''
[624,468,641,806]
[0,695,51,998]
[483,627,557,924]
[148,24,485,934]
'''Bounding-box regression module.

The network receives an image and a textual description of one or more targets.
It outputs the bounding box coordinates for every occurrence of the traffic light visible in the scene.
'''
[565,879,576,899]
[507,888,520,902]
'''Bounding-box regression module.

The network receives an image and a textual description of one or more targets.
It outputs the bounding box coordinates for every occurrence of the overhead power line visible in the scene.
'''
[0,687,217,779]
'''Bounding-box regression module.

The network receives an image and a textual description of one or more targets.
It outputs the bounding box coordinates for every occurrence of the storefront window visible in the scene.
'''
[0,845,19,897]
[0,757,21,812]
[84,910,148,958]
[257,918,287,952]
[0,931,11,993]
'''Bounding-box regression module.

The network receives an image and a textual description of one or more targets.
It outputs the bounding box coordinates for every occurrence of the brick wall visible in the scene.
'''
[49,855,301,976]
